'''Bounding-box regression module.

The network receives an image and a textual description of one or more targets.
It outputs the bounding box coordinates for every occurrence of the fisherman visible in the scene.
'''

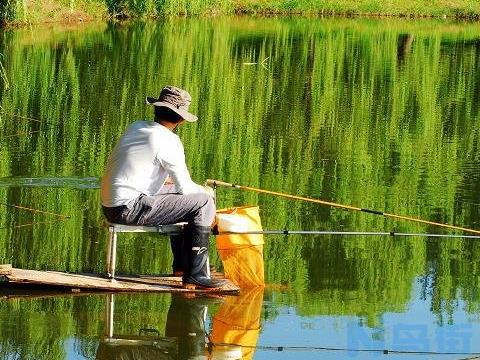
[100,85,225,288]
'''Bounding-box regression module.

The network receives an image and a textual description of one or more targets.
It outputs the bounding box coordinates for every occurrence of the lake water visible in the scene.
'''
[0,17,480,359]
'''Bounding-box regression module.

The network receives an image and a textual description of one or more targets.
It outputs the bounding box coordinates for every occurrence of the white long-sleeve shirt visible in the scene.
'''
[101,120,205,207]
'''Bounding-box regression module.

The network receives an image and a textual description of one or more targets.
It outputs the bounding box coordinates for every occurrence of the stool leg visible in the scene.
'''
[106,227,113,277]
[107,227,117,280]
[110,231,117,280]
[105,293,115,339]
[206,256,211,277]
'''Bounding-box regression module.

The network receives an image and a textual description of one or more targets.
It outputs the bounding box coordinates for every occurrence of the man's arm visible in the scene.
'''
[157,140,207,195]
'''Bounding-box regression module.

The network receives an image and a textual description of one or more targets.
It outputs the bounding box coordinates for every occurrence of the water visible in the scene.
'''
[0,17,480,359]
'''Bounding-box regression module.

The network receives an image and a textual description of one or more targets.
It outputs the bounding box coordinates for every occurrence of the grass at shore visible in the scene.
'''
[21,0,107,24]
[234,0,480,18]
[2,0,480,25]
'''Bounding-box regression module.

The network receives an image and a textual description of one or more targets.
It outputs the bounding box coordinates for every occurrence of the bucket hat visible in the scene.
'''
[146,86,198,122]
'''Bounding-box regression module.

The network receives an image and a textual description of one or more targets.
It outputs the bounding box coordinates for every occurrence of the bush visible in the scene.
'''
[106,0,148,17]
[105,0,127,16]
[0,0,18,24]
[128,0,148,15]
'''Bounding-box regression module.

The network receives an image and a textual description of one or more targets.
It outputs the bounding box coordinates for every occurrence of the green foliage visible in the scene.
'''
[152,0,233,16]
[105,0,126,15]
[105,0,149,16]
[1,0,480,23]
[101,0,233,17]
[231,0,480,18]
[0,293,172,360]
[128,0,148,15]
[0,0,20,24]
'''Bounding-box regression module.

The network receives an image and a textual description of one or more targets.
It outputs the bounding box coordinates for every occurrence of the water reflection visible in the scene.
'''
[97,288,263,360]
[396,34,414,66]
[211,287,263,360]
[0,176,99,189]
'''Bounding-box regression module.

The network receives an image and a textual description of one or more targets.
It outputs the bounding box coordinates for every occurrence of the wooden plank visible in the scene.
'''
[0,264,12,275]
[1,267,239,295]
[1,287,91,300]
[115,274,182,287]
[115,271,239,293]
[102,336,176,347]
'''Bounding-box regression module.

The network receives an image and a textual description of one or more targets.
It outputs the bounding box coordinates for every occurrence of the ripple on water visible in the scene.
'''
[0,176,100,189]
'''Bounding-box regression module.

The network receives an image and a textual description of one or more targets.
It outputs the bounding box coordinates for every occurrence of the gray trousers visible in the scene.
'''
[102,185,216,227]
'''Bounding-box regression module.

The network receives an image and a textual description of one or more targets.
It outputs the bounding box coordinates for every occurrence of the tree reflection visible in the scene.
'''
[96,290,264,359]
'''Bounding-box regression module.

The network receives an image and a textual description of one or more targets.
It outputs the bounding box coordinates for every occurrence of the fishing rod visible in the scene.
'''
[212,229,480,239]
[207,179,480,236]
[208,341,480,357]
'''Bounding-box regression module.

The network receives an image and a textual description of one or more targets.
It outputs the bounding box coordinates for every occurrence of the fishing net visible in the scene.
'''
[215,206,265,287]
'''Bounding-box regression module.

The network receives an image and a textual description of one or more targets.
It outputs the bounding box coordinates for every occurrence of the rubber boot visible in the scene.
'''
[170,233,185,276]
[183,225,227,289]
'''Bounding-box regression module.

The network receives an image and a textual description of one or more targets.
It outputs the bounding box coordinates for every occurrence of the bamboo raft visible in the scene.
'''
[0,265,239,295]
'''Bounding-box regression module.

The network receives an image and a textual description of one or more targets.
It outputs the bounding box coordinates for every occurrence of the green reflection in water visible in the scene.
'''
[0,17,480,349]
[0,290,264,360]
[0,293,172,360]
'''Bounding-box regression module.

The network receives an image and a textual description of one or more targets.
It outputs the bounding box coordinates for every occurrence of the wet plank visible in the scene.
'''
[0,267,239,295]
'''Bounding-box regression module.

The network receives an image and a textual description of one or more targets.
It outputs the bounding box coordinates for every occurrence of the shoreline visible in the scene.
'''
[3,12,480,29]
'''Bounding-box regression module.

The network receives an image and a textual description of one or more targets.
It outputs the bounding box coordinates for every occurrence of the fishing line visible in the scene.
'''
[0,218,66,230]
[0,202,70,219]
[3,130,42,139]
[207,179,480,235]
[12,219,66,228]
[0,109,64,129]
[0,110,42,123]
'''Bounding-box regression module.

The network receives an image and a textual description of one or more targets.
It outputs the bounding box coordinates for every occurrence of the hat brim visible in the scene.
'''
[146,97,198,122]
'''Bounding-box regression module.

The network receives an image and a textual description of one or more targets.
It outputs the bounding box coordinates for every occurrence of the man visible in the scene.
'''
[101,86,225,288]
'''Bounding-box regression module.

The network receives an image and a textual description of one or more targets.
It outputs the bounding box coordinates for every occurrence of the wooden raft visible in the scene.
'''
[0,265,239,295]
